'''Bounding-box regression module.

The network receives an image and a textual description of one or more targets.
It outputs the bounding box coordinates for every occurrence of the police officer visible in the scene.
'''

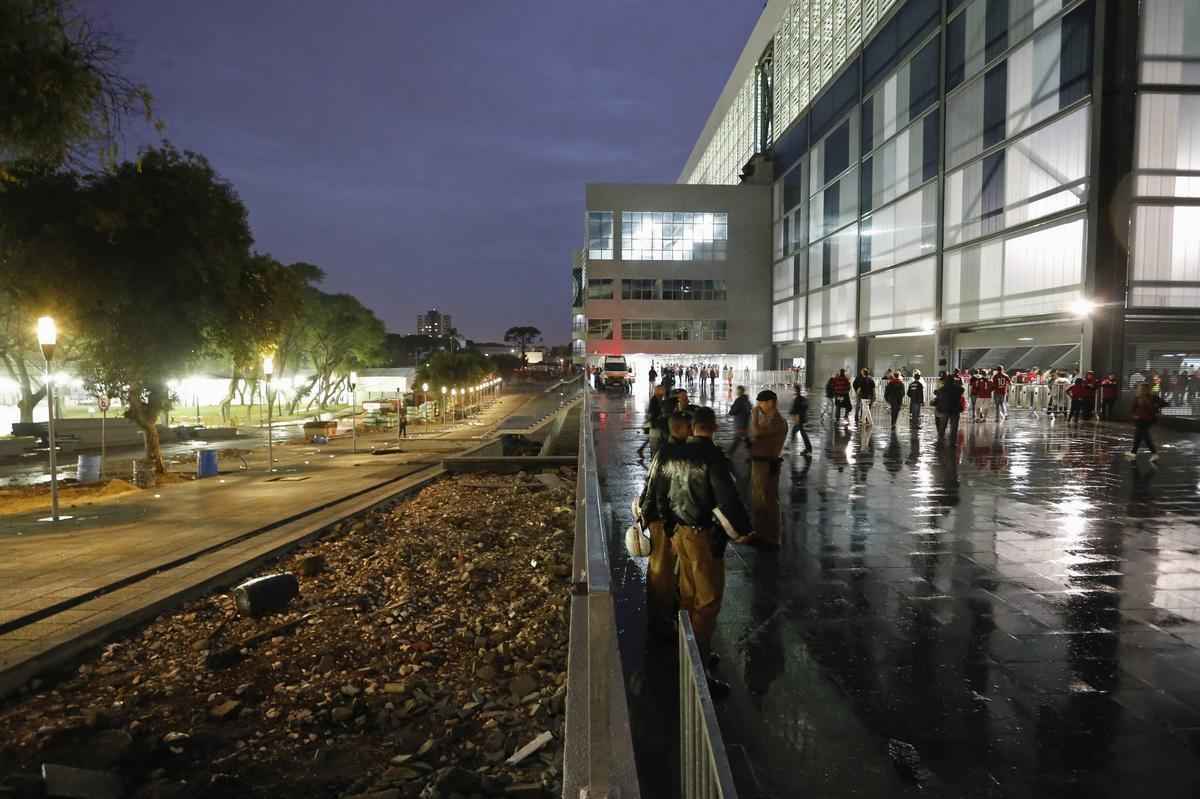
[648,407,752,697]
[636,412,693,635]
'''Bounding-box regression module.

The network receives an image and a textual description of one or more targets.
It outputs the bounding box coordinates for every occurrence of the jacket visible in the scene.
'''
[934,381,964,415]
[855,376,876,400]
[907,380,925,404]
[750,407,788,458]
[727,395,752,430]
[646,437,751,554]
[790,393,808,419]
[1101,379,1118,399]
[1132,395,1165,422]
[646,395,668,434]
[830,374,850,396]
[883,379,905,405]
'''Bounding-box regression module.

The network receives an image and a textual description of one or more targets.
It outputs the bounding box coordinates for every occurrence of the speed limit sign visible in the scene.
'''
[98,397,110,412]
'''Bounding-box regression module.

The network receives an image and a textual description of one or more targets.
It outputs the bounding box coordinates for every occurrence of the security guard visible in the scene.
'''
[649,407,752,696]
[636,412,693,635]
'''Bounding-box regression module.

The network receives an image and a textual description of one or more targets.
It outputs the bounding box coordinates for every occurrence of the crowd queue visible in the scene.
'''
[623,359,1175,696]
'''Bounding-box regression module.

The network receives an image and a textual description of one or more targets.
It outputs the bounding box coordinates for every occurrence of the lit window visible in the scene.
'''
[587,212,614,259]
[621,211,729,261]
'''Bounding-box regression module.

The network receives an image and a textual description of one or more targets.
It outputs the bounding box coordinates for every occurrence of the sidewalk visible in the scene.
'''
[0,393,530,695]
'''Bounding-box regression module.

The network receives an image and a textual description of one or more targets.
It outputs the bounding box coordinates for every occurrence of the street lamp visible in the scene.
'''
[36,316,62,522]
[441,386,447,424]
[451,388,457,421]
[263,355,274,473]
[421,383,429,431]
[349,371,359,454]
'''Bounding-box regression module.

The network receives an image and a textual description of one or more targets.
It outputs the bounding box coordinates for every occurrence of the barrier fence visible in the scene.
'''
[678,612,738,799]
[563,387,640,798]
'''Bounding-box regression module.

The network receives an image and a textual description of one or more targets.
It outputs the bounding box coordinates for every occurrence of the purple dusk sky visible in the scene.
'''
[82,1,762,344]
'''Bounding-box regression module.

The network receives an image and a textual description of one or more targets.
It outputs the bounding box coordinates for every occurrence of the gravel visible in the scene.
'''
[0,469,577,799]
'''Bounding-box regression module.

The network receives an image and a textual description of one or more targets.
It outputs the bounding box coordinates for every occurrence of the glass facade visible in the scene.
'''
[621,320,728,342]
[661,280,728,301]
[587,212,613,259]
[621,279,659,300]
[587,319,613,340]
[621,212,728,261]
[1129,0,1200,309]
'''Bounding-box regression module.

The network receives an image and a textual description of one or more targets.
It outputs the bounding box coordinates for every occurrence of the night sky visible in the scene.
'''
[83,1,762,344]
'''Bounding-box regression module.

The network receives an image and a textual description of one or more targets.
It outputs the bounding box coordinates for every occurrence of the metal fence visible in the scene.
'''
[563,387,640,798]
[678,612,738,799]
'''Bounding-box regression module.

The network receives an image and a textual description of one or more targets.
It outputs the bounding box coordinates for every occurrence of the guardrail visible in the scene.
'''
[678,612,738,799]
[563,387,640,798]
[495,375,584,435]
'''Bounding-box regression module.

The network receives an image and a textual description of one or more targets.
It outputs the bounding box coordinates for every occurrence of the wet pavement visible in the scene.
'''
[593,381,1200,799]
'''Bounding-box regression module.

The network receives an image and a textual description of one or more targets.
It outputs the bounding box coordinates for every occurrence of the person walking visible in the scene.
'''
[639,383,668,458]
[993,367,1011,420]
[972,370,993,422]
[1125,383,1165,462]
[856,368,876,428]
[743,390,787,550]
[907,371,925,426]
[788,384,813,453]
[884,372,905,426]
[648,364,658,390]
[726,385,752,456]
[645,407,752,696]
[1100,373,1119,420]
[1067,378,1090,423]
[398,407,408,439]
[636,412,694,637]
[933,372,965,447]
[831,369,852,426]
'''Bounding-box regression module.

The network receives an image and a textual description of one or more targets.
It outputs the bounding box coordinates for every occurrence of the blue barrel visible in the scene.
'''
[196,448,219,478]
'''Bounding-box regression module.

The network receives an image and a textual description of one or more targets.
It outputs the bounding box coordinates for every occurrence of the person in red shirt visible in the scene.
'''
[1083,370,1099,419]
[972,371,993,422]
[992,367,1011,421]
[1100,373,1119,420]
[1067,378,1090,423]
[829,369,852,426]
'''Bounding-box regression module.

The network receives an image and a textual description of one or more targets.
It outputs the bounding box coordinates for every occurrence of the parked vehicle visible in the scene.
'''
[602,356,633,393]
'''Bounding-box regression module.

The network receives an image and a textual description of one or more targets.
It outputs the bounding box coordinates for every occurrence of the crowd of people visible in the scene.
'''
[645,362,751,395]
[619,356,1176,699]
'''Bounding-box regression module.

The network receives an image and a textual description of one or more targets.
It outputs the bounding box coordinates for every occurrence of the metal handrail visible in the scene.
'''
[678,612,738,799]
[563,386,640,798]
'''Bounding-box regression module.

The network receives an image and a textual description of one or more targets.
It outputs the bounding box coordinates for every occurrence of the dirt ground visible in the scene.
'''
[0,478,142,516]
[0,469,577,798]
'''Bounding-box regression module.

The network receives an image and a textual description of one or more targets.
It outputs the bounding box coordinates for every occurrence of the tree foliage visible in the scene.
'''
[0,0,155,169]
[503,326,542,365]
[416,351,490,391]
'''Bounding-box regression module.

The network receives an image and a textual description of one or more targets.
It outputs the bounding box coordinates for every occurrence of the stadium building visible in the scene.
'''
[574,0,1200,417]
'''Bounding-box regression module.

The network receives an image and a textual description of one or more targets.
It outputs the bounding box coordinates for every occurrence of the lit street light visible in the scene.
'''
[349,371,359,454]
[263,354,274,472]
[36,316,63,522]
[421,383,429,432]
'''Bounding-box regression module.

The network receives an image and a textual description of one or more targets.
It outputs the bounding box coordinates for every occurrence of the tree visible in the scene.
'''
[503,326,542,366]
[290,290,386,412]
[7,145,258,472]
[416,351,489,391]
[0,0,155,168]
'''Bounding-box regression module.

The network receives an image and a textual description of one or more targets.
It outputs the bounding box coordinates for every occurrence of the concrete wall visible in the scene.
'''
[583,183,772,365]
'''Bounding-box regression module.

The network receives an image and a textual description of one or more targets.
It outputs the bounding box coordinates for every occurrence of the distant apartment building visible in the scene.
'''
[416,309,453,337]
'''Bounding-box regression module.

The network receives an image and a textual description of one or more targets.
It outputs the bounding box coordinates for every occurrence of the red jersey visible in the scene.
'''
[1067,384,1090,400]
[831,375,850,396]
[972,378,993,398]
[992,374,1010,395]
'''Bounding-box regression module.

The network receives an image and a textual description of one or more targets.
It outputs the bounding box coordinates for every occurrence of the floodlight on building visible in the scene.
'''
[1071,298,1095,317]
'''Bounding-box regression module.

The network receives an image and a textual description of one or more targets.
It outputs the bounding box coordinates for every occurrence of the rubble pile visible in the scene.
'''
[0,469,578,799]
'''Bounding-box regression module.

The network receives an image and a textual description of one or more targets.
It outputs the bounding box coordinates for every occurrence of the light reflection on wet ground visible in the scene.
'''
[594,383,1200,799]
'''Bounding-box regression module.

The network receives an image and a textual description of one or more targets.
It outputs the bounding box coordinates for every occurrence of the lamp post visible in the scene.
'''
[37,316,60,522]
[421,383,429,432]
[349,371,358,454]
[441,386,447,425]
[263,355,274,472]
[451,388,457,422]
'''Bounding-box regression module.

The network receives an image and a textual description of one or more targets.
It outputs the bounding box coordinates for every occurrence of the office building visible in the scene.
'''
[577,0,1200,416]
[416,309,453,337]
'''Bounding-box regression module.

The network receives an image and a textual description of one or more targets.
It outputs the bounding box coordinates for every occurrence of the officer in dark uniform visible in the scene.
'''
[646,407,752,696]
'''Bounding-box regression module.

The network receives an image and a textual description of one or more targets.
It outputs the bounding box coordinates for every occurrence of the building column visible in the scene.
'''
[1081,0,1139,376]
[855,336,869,374]
[805,341,816,390]
[936,328,957,373]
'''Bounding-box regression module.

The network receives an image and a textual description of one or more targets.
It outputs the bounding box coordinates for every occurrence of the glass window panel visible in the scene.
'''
[586,279,613,300]
[810,168,859,240]
[943,216,1085,323]
[620,211,728,260]
[773,300,795,343]
[861,182,939,272]
[859,257,937,332]
[1136,93,1200,199]
[587,319,613,340]
[774,257,795,301]
[1140,0,1200,85]
[806,281,858,339]
[1131,205,1200,285]
[586,212,613,259]
[945,103,1089,245]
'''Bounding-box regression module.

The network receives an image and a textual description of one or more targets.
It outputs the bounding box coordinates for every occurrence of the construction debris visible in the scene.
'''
[0,470,576,799]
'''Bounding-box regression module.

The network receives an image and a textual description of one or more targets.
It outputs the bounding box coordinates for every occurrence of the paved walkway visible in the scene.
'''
[594,384,1200,799]
[0,393,530,686]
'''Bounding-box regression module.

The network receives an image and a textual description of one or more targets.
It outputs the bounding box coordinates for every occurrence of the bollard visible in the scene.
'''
[233,573,299,617]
